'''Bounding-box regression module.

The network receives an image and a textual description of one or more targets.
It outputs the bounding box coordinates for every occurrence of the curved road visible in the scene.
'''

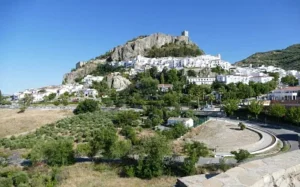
[223,118,300,151]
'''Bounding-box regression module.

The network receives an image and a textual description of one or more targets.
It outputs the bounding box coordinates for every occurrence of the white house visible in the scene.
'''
[82,75,104,87]
[82,89,98,98]
[217,75,250,85]
[249,75,274,84]
[268,86,300,101]
[157,84,173,92]
[187,76,216,85]
[167,117,194,128]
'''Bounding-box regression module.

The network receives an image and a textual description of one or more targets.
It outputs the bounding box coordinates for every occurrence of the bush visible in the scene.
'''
[162,123,188,139]
[0,177,13,187]
[75,143,91,157]
[31,139,75,166]
[53,100,60,106]
[230,149,250,163]
[238,122,246,130]
[123,166,135,177]
[12,171,29,186]
[73,99,99,115]
[62,99,69,106]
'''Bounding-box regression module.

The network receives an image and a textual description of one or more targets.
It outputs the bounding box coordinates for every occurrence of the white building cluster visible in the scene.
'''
[13,75,104,102]
[111,54,232,75]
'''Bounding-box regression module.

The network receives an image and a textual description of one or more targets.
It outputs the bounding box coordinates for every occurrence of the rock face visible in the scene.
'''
[109,33,191,61]
[106,73,131,91]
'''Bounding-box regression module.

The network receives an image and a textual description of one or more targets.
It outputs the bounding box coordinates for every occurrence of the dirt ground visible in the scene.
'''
[0,109,73,138]
[59,163,177,187]
[182,120,261,152]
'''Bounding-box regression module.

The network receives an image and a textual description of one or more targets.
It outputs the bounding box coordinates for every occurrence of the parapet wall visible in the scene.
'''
[178,150,300,187]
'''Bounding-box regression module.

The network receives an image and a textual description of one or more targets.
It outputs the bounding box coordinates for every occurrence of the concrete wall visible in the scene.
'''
[178,150,300,187]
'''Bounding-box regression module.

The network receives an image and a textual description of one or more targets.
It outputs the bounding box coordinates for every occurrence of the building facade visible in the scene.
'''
[187,77,216,85]
[268,87,300,101]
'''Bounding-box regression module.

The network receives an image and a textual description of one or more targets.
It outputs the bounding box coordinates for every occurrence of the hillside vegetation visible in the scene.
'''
[146,42,204,58]
[235,44,300,70]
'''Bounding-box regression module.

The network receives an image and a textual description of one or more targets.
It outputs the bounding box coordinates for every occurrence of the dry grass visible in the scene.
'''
[59,163,177,187]
[0,109,73,138]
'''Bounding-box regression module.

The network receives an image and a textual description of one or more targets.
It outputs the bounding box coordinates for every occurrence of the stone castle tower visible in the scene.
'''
[181,30,189,37]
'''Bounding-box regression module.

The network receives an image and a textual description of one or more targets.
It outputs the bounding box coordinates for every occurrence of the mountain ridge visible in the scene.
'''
[235,44,300,70]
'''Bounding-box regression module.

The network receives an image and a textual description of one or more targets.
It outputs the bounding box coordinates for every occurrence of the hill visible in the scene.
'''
[235,44,300,70]
[63,31,204,83]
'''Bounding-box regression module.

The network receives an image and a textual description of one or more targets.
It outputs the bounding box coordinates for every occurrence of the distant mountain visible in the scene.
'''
[63,31,204,84]
[235,44,300,70]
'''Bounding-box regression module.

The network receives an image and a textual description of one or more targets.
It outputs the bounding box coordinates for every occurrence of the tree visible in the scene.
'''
[166,69,178,83]
[48,93,57,101]
[134,135,171,179]
[89,126,118,158]
[139,77,159,96]
[268,72,279,82]
[114,110,140,127]
[223,99,239,116]
[286,107,300,125]
[30,139,75,166]
[281,75,297,86]
[211,66,225,75]
[269,103,286,122]
[248,100,264,119]
[108,140,132,159]
[180,142,211,176]
[187,70,197,77]
[162,123,189,139]
[184,142,211,158]
[19,94,33,112]
[149,67,158,79]
[230,149,250,163]
[0,90,2,102]
[188,85,207,108]
[73,99,99,115]
[160,73,165,84]
[163,92,179,106]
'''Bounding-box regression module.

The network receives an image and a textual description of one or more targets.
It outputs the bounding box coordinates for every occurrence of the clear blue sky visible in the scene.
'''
[0,0,299,94]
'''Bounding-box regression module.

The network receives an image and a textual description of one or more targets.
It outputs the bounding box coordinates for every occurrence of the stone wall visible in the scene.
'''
[177,150,300,187]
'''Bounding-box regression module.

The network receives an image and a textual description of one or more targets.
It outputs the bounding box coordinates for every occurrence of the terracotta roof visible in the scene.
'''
[158,84,173,88]
[278,86,300,91]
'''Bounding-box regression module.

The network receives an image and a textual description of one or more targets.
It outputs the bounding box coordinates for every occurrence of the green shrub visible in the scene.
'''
[53,101,60,106]
[123,166,135,177]
[238,122,246,130]
[230,149,250,163]
[73,99,99,115]
[75,143,91,157]
[12,172,29,186]
[62,99,69,106]
[31,139,74,166]
[0,177,13,187]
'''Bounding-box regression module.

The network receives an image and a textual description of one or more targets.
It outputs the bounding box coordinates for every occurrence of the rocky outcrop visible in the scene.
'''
[108,33,191,61]
[106,73,131,91]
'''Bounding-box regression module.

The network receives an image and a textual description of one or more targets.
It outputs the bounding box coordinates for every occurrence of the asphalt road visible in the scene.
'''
[227,118,300,152]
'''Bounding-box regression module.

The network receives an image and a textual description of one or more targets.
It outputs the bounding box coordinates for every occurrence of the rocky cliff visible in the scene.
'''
[235,44,300,70]
[107,33,193,61]
[106,73,131,91]
[63,32,202,84]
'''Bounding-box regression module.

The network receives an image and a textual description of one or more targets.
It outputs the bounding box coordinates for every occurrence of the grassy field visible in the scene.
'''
[59,163,177,187]
[0,109,73,138]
